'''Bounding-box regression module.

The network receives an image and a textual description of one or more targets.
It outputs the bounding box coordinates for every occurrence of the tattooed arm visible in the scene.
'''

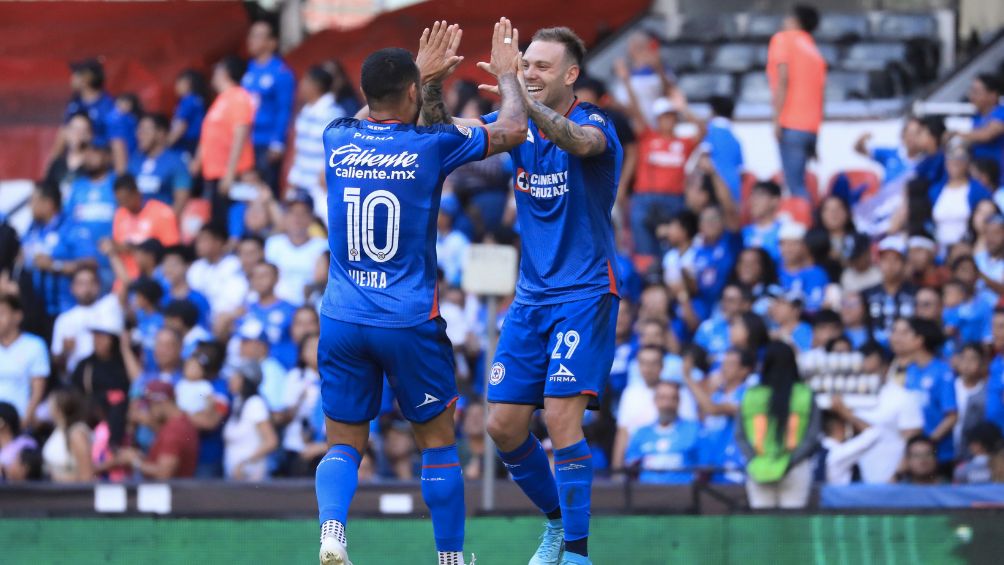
[527,100,607,158]
[419,80,485,127]
[483,72,528,156]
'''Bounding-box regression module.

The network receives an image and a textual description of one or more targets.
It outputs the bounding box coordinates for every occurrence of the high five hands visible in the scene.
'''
[416,20,464,84]
[477,17,525,98]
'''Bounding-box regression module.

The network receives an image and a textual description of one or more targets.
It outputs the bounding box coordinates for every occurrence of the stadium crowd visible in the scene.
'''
[1,7,1004,509]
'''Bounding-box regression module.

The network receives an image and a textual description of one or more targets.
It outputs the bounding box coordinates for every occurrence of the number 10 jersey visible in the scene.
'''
[320,117,490,328]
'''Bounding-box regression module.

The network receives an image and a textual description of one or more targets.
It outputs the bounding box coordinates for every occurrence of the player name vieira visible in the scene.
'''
[348,269,388,289]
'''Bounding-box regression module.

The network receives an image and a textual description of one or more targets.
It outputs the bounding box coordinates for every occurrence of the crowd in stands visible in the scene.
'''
[1,8,1004,510]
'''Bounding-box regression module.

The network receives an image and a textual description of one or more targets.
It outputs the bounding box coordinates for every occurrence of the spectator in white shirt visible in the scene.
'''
[828,343,923,484]
[223,360,277,482]
[612,345,665,473]
[287,65,344,224]
[187,224,248,318]
[0,295,50,428]
[51,266,122,378]
[264,191,327,306]
[275,333,320,476]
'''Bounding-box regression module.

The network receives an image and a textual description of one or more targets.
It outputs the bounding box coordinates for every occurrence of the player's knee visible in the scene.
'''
[543,402,586,447]
[486,412,522,450]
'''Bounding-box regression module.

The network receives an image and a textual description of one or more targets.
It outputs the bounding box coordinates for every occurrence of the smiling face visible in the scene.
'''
[522,40,579,111]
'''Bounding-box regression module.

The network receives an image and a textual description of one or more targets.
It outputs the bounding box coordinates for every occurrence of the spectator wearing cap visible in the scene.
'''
[840,233,881,294]
[21,181,72,318]
[128,112,192,216]
[109,175,180,281]
[767,4,825,201]
[0,401,39,482]
[51,265,122,377]
[169,69,207,156]
[891,318,958,465]
[223,360,278,481]
[235,318,287,413]
[119,381,199,479]
[975,212,1004,297]
[188,224,249,317]
[575,75,638,211]
[163,299,211,359]
[236,262,298,369]
[35,142,116,290]
[69,314,129,447]
[436,195,470,288]
[862,235,917,347]
[953,343,988,457]
[742,181,783,263]
[264,191,327,306]
[959,74,1004,182]
[930,145,991,249]
[191,55,255,230]
[288,65,344,218]
[159,245,211,328]
[617,54,706,259]
[767,286,812,352]
[242,19,295,193]
[778,222,829,313]
[705,96,744,202]
[907,234,948,289]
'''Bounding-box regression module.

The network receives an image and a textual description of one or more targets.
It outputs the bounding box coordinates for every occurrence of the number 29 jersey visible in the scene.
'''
[320,117,490,328]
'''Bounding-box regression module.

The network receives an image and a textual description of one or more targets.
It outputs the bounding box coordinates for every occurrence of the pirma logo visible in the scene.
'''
[489,362,506,385]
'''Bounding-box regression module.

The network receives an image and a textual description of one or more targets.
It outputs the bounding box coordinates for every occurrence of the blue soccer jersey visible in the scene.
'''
[482,101,623,305]
[320,117,489,328]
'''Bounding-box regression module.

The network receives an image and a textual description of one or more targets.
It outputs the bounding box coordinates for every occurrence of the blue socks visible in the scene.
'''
[554,439,593,557]
[498,434,561,516]
[420,444,466,553]
[316,444,361,527]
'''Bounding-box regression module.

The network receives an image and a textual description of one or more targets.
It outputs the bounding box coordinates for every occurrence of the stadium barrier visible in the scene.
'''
[0,514,998,564]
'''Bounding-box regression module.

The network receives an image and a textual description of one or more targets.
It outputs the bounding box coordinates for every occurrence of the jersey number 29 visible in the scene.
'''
[343,187,401,263]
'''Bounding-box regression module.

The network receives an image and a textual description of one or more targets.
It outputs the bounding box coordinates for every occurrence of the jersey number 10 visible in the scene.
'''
[343,187,401,263]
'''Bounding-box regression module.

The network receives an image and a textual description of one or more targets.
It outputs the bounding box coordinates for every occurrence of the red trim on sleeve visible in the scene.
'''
[581,390,599,397]
[478,124,492,158]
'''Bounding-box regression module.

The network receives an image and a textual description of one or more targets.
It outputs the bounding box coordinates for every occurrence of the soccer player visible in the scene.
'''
[314,20,528,565]
[423,24,623,565]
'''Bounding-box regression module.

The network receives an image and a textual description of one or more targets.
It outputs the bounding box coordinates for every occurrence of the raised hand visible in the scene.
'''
[416,20,464,84]
[476,17,523,96]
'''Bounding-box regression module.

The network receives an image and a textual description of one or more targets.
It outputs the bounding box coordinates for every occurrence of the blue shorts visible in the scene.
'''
[488,293,619,408]
[319,315,458,424]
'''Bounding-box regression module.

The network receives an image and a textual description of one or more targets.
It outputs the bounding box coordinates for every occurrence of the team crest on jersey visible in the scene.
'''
[588,113,606,126]
[456,125,473,138]
[490,362,505,385]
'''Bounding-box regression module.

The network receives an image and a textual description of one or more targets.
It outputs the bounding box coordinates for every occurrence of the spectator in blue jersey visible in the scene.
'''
[35,144,116,291]
[129,113,191,216]
[44,113,94,191]
[163,299,211,359]
[128,277,165,370]
[108,93,142,175]
[862,235,917,347]
[694,284,751,367]
[705,96,744,201]
[742,181,783,262]
[984,309,1004,433]
[242,19,295,193]
[52,58,115,155]
[931,145,992,249]
[840,291,871,348]
[158,245,210,329]
[180,341,230,478]
[943,279,992,350]
[168,69,207,156]
[239,262,297,369]
[686,348,752,483]
[288,65,344,221]
[323,59,363,118]
[960,74,1004,181]
[624,381,699,484]
[777,222,828,313]
[767,286,813,352]
[891,318,958,465]
[689,206,738,328]
[914,116,948,187]
[21,182,70,318]
[853,118,923,186]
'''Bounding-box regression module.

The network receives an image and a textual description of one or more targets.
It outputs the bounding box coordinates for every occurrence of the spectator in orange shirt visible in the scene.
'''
[111,175,179,281]
[767,4,826,202]
[191,55,255,231]
[618,59,706,258]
